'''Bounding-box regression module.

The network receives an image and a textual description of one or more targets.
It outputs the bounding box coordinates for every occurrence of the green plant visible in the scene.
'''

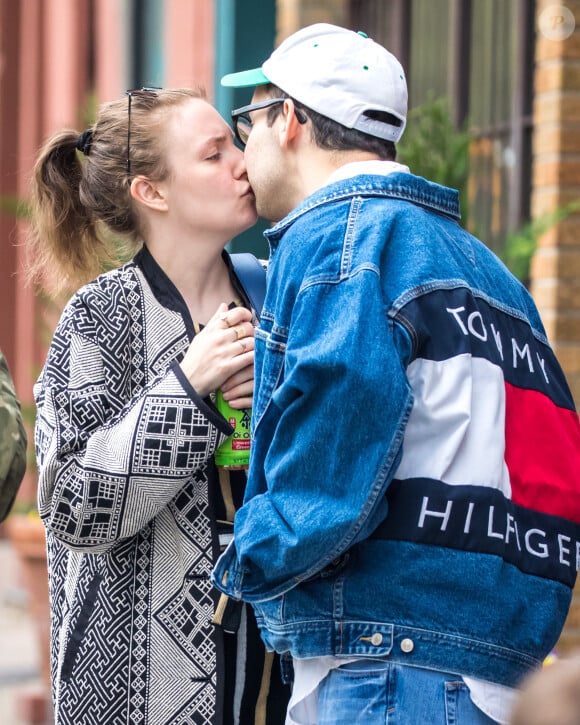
[397,94,580,287]
[501,201,580,284]
[398,93,472,229]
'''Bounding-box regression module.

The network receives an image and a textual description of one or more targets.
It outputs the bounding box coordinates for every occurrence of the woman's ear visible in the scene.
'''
[129,176,168,212]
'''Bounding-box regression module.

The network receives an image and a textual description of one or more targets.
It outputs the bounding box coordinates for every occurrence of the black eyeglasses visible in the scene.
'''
[126,87,161,178]
[231,97,307,148]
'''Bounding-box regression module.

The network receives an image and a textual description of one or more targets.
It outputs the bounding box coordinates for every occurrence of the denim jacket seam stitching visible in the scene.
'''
[393,313,418,360]
[299,264,379,294]
[341,197,362,277]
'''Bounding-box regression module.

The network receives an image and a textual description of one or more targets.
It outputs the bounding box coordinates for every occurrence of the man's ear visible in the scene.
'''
[129,176,168,212]
[279,99,304,148]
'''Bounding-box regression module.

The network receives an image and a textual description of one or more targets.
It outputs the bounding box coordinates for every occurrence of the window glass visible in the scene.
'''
[349,0,534,257]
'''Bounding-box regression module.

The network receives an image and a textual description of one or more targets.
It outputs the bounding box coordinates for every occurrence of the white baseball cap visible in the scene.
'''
[221,23,408,142]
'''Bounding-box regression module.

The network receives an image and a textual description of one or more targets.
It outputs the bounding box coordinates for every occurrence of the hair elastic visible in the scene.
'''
[76,129,94,156]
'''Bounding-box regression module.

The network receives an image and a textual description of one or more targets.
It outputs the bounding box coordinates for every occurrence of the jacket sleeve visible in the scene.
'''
[35,295,231,553]
[213,270,413,602]
[0,351,27,522]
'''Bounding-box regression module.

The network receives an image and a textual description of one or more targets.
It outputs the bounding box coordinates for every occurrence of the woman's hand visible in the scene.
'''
[180,303,255,400]
[220,362,254,409]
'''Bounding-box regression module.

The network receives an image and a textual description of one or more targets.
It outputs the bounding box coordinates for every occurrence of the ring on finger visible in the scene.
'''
[233,324,246,341]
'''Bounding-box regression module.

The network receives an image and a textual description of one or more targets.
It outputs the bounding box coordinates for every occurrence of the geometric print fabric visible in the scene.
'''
[35,260,224,724]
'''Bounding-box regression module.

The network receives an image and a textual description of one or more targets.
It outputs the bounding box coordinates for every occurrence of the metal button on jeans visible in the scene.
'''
[400,637,414,653]
[370,633,383,646]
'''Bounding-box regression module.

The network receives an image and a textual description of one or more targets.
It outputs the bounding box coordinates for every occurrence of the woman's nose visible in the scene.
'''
[232,145,248,178]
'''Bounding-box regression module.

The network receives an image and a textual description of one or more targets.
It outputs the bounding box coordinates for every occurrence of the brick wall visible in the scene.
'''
[531,0,580,655]
[531,0,580,409]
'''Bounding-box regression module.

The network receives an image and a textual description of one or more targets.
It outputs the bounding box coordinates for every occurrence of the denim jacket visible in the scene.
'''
[213,171,580,688]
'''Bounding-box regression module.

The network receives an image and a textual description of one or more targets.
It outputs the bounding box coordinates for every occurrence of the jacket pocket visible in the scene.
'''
[253,325,286,427]
[60,574,103,683]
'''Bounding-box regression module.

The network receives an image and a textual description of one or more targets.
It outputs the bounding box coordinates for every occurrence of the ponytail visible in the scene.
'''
[27,129,121,296]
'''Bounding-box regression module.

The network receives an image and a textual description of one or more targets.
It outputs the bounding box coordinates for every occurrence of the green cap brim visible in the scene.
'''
[220,67,269,88]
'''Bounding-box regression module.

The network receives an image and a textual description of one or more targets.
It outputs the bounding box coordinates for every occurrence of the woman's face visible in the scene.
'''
[160,98,257,241]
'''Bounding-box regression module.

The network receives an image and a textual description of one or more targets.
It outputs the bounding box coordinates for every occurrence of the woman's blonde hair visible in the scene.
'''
[27,87,206,295]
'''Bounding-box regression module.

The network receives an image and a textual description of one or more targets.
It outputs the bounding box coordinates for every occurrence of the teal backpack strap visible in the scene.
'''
[230,252,267,320]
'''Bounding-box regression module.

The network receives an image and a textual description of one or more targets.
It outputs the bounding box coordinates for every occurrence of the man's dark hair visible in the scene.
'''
[265,84,397,161]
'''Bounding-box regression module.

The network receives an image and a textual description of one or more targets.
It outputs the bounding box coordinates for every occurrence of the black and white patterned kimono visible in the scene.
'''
[34,247,289,725]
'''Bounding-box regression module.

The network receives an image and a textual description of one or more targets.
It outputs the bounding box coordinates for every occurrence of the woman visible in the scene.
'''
[28,88,288,725]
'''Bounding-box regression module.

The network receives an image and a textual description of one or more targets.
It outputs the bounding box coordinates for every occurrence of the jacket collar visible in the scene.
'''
[265,171,461,248]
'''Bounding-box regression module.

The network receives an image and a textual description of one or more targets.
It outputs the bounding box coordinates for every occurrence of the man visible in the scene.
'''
[212,23,580,724]
[0,349,26,521]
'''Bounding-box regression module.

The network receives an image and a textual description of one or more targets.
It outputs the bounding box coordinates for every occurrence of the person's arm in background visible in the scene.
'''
[0,350,27,522]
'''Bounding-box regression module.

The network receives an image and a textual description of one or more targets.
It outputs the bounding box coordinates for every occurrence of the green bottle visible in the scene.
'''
[214,390,251,468]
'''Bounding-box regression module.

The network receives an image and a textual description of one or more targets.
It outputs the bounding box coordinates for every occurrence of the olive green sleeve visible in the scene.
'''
[0,350,27,521]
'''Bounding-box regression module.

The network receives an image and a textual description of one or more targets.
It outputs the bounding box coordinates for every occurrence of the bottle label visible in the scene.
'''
[215,391,251,468]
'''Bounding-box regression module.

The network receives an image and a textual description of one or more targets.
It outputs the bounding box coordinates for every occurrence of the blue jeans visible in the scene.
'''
[317,660,498,725]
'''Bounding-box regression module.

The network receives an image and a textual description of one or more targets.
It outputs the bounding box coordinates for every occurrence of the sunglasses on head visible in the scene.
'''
[125,87,162,178]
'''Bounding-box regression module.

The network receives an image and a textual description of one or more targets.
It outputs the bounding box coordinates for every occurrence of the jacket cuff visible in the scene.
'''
[170,360,234,436]
[212,541,244,600]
